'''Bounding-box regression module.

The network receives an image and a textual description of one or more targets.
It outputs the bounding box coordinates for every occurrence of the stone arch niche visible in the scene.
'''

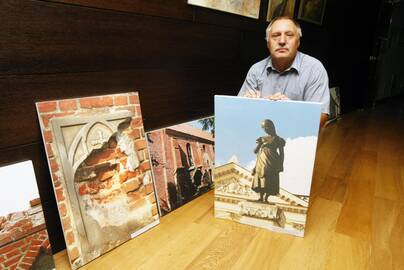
[51,111,154,265]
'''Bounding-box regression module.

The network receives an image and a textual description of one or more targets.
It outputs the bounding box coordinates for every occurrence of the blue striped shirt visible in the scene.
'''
[238,51,330,114]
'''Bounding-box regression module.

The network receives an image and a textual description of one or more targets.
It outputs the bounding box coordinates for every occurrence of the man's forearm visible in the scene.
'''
[320,113,328,128]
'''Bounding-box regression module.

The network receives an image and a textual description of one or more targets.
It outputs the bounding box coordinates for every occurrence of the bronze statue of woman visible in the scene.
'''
[252,119,285,203]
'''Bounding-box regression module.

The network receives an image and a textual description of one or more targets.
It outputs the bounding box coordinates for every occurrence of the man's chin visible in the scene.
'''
[272,54,292,60]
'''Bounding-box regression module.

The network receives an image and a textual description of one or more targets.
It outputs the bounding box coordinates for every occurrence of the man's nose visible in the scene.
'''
[279,34,286,45]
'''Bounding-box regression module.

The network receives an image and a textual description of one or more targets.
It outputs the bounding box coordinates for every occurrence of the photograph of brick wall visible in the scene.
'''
[0,161,55,270]
[147,117,214,216]
[36,92,159,269]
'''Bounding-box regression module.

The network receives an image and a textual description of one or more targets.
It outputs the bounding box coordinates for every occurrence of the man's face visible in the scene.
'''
[267,19,300,64]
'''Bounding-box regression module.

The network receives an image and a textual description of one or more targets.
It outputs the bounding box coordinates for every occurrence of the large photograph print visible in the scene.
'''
[267,0,296,21]
[0,161,55,270]
[214,96,321,237]
[147,117,214,216]
[297,0,327,25]
[187,0,261,19]
[36,92,159,269]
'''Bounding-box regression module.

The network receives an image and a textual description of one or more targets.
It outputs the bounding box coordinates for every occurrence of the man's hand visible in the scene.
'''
[244,89,261,98]
[265,92,289,100]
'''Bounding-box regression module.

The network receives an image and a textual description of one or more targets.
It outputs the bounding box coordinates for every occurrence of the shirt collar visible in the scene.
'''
[266,51,301,74]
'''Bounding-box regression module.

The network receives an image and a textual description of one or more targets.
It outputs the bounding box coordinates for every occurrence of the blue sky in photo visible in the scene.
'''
[214,95,321,168]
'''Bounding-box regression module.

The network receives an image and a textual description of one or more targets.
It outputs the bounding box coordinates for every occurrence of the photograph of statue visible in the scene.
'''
[214,96,321,237]
[298,0,327,25]
[267,0,296,21]
[252,119,285,203]
[187,0,261,19]
[146,116,214,216]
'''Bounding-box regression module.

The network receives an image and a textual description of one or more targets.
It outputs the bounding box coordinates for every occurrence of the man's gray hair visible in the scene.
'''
[265,16,302,41]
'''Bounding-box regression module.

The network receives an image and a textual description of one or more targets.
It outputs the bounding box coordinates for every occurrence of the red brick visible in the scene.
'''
[5,249,20,259]
[18,263,32,270]
[10,264,18,270]
[65,231,75,245]
[29,239,42,246]
[87,181,100,194]
[85,149,116,166]
[115,148,126,158]
[0,240,24,254]
[4,255,21,267]
[98,170,115,182]
[123,178,141,193]
[29,198,41,207]
[22,256,35,264]
[69,247,80,262]
[127,170,138,179]
[43,131,53,143]
[78,184,88,196]
[45,143,53,157]
[119,170,128,183]
[59,203,67,217]
[29,245,42,253]
[145,183,154,195]
[55,188,65,202]
[0,235,13,246]
[139,161,151,172]
[129,129,141,140]
[0,255,5,263]
[79,96,113,108]
[135,105,142,117]
[25,250,39,258]
[37,101,57,113]
[120,157,127,168]
[100,179,113,190]
[42,239,50,249]
[49,159,59,172]
[114,95,128,106]
[131,117,143,129]
[59,100,77,111]
[135,139,147,150]
[62,217,71,230]
[128,94,139,105]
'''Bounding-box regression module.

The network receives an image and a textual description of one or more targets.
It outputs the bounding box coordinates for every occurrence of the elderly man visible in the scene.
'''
[238,16,330,127]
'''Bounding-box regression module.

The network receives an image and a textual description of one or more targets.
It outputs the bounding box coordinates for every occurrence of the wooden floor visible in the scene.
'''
[54,98,404,270]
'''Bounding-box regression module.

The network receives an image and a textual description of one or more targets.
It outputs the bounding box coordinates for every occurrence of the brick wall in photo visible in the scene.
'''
[0,199,53,270]
[36,92,159,269]
[148,121,214,215]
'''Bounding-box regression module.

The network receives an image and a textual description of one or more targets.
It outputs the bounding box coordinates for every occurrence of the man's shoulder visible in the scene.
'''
[298,52,326,71]
[248,57,271,73]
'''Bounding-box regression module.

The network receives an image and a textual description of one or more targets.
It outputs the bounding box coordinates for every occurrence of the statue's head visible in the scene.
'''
[261,119,276,135]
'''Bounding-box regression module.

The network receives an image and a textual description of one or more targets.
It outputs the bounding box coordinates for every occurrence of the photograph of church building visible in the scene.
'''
[147,117,214,215]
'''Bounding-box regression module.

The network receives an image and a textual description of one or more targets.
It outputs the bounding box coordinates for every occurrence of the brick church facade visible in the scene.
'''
[148,122,214,215]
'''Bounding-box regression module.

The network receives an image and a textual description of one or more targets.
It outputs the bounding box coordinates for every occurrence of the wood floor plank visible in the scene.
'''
[370,198,404,270]
[136,223,220,270]
[336,150,377,241]
[231,198,342,270]
[185,223,257,270]
[323,233,370,270]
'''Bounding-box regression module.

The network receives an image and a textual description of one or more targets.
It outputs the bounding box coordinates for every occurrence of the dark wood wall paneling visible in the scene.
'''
[0,0,267,253]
